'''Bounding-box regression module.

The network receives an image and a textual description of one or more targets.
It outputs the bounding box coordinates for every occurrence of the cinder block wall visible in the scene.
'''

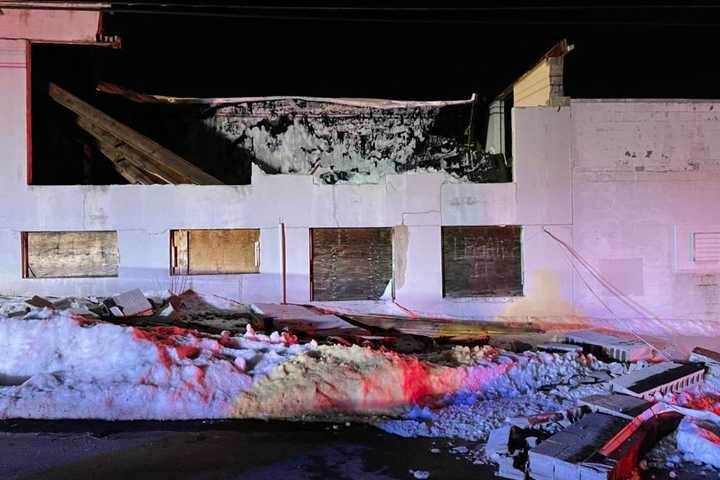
[571,99,720,335]
[0,42,574,322]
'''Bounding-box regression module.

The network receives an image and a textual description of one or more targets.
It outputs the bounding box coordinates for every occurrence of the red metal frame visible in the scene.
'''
[280,222,287,304]
[20,232,29,278]
[25,40,32,186]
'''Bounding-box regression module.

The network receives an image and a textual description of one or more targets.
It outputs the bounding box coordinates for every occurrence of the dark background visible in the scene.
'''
[96,1,720,101]
[29,1,720,184]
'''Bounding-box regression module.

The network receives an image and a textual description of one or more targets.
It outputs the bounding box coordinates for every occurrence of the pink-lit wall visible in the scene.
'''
[1,9,718,332]
[571,100,720,335]
[0,4,103,43]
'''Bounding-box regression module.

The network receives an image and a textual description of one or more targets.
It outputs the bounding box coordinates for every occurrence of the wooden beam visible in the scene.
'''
[77,117,172,184]
[49,83,224,185]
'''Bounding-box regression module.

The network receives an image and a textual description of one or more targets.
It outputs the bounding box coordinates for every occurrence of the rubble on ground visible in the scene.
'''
[2,293,720,477]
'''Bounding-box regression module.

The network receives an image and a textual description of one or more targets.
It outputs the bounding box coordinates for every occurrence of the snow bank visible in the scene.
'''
[676,417,720,468]
[0,313,610,424]
[0,313,313,419]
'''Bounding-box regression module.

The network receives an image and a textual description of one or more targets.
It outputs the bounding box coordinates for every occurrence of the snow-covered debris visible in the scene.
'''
[376,348,614,441]
[676,417,720,468]
[0,311,612,425]
[0,312,314,419]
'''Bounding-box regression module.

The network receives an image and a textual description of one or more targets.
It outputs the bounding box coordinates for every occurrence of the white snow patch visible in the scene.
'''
[0,312,314,419]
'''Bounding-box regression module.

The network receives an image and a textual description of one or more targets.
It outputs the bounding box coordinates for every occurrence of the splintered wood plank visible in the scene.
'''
[49,83,223,185]
[25,231,119,278]
[442,226,522,297]
[172,229,260,275]
[311,227,393,301]
[77,118,167,184]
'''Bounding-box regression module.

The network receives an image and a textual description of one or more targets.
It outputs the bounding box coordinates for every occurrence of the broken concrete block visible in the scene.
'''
[538,342,583,353]
[610,362,705,400]
[496,455,526,480]
[485,425,513,459]
[565,330,653,362]
[528,413,627,480]
[26,295,54,309]
[577,394,652,420]
[103,289,153,317]
[689,347,720,376]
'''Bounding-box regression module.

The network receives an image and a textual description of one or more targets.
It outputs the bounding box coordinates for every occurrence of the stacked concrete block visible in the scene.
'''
[609,362,705,400]
[565,331,654,362]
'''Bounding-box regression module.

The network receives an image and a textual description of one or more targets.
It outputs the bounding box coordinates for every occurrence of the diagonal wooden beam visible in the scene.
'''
[49,82,224,185]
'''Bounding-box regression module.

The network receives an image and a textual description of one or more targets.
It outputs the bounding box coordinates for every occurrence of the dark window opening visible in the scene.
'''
[442,225,522,298]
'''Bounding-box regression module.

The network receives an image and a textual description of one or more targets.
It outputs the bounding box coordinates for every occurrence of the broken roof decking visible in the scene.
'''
[48,83,223,185]
[95,83,507,185]
[96,81,475,109]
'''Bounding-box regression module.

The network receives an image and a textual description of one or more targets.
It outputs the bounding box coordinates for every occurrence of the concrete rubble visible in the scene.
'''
[3,289,720,478]
[577,394,651,420]
[609,362,705,399]
[564,330,654,362]
[486,348,720,479]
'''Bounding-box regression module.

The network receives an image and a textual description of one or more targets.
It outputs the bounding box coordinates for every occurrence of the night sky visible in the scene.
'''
[79,2,720,103]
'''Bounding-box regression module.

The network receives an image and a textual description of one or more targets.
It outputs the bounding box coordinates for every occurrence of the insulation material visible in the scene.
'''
[24,231,119,278]
[205,99,505,184]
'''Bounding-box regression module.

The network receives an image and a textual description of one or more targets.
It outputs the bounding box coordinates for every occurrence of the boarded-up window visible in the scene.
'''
[311,227,393,301]
[23,231,119,278]
[442,226,522,297]
[170,229,260,275]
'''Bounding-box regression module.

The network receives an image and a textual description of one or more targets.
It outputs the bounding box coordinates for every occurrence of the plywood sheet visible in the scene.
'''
[311,228,393,301]
[442,226,522,297]
[171,229,259,275]
[25,231,118,278]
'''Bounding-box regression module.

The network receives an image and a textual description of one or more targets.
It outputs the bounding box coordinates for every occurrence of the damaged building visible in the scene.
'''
[1,3,719,341]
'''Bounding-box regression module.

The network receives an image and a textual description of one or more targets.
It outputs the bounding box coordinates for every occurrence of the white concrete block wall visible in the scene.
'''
[571,99,720,335]
[0,43,575,323]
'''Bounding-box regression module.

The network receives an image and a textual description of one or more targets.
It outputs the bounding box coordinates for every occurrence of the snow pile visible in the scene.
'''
[376,348,613,441]
[0,313,612,424]
[0,312,313,419]
[676,416,720,468]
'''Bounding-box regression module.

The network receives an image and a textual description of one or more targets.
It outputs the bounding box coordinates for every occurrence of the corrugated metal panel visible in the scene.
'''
[694,232,720,263]
[442,226,522,297]
[311,228,393,301]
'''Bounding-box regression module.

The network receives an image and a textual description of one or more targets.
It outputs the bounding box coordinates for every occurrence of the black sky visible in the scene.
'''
[35,2,720,103]
[87,2,720,102]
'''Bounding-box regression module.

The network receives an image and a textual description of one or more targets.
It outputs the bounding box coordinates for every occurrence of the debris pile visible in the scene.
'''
[1,293,720,477]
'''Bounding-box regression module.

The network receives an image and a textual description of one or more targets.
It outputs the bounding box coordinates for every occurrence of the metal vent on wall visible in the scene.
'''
[693,232,720,263]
